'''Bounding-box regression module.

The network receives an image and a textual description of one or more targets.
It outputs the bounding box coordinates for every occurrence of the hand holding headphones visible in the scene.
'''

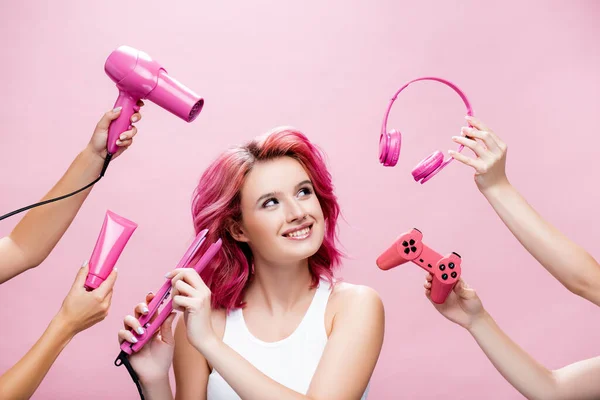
[449,116,509,193]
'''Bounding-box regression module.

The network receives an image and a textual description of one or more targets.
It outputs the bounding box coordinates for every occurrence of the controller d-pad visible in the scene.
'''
[401,239,418,254]
[451,272,457,278]
[449,262,455,269]
[442,273,448,280]
[439,264,446,271]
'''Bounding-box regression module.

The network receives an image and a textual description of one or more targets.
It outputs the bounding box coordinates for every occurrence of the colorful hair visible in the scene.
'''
[191,127,342,311]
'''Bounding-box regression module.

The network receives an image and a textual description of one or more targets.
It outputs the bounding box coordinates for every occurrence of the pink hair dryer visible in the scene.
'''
[114,228,222,400]
[103,45,204,163]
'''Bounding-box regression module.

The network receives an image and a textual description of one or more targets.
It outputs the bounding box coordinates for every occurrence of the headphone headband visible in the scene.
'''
[381,77,473,136]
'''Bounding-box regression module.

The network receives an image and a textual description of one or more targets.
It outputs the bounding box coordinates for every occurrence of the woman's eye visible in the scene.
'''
[262,198,278,208]
[298,187,313,197]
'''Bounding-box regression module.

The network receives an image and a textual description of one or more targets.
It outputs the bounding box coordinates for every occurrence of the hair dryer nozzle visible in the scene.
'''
[147,70,204,122]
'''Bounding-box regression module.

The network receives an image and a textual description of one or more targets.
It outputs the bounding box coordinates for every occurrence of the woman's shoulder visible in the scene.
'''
[328,280,384,316]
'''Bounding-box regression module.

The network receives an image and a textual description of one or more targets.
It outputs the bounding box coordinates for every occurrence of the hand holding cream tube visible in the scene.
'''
[85,210,138,290]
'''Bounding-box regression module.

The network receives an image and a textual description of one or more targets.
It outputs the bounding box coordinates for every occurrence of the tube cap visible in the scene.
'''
[84,274,104,290]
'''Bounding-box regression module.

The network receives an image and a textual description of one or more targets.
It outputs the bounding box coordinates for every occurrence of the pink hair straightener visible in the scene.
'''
[115,228,222,399]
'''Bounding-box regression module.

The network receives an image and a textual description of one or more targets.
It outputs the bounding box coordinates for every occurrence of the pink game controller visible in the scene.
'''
[376,228,462,304]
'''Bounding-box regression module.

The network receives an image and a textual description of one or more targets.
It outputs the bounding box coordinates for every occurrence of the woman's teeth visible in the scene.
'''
[285,227,311,239]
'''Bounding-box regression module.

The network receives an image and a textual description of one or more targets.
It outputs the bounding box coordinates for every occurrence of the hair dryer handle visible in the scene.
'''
[107,92,140,155]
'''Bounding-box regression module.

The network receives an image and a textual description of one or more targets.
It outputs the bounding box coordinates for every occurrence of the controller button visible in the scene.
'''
[413,228,421,233]
[439,264,446,271]
[410,246,417,252]
[427,264,432,268]
[419,259,424,263]
[452,252,461,258]
[449,262,455,269]
[451,272,457,278]
[402,241,408,247]
[404,248,410,255]
[442,273,448,280]
[409,239,415,245]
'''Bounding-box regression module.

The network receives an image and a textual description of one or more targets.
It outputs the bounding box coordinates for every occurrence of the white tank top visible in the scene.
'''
[206,279,369,399]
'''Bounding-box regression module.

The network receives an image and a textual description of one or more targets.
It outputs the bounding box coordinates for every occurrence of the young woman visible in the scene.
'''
[424,116,600,400]
[119,127,385,399]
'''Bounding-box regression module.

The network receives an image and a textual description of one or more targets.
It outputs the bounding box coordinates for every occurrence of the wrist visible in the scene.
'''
[466,310,492,335]
[139,372,171,387]
[83,143,106,163]
[50,312,77,343]
[193,333,221,355]
[479,178,512,199]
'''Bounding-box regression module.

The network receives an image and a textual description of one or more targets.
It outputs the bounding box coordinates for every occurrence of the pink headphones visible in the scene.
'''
[379,77,473,184]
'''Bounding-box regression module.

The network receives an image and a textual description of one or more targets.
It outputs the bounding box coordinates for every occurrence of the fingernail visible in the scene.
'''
[119,134,127,140]
[131,115,139,122]
[130,336,138,343]
[448,150,455,154]
[142,306,149,314]
[147,291,154,296]
[136,327,145,335]
[113,106,122,113]
[465,115,472,119]
[81,260,89,268]
[165,272,171,278]
[116,140,122,145]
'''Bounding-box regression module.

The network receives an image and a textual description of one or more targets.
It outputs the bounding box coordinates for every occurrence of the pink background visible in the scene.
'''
[1,1,599,399]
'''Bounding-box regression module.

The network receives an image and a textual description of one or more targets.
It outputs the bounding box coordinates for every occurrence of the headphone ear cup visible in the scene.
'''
[411,150,443,182]
[379,129,401,166]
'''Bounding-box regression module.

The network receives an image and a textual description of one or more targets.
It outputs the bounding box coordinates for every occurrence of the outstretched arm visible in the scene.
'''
[426,274,600,400]
[450,115,600,306]
[0,106,141,284]
[0,263,117,399]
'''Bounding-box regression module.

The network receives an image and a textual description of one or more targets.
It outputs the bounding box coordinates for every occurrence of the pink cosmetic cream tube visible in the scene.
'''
[84,210,138,290]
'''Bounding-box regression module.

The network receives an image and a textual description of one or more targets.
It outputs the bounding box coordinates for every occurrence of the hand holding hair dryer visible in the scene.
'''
[103,45,204,157]
[0,46,205,222]
[85,210,137,291]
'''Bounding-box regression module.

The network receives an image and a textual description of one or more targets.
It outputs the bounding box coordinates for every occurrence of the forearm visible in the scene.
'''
[9,145,104,271]
[199,338,307,400]
[0,314,75,399]
[483,183,600,303]
[467,312,557,400]
[141,377,174,400]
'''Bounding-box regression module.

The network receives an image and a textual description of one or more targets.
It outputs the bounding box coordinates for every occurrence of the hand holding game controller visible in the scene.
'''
[376,228,462,304]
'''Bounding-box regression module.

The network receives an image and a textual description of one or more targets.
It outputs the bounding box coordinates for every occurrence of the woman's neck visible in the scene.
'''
[245,257,315,315]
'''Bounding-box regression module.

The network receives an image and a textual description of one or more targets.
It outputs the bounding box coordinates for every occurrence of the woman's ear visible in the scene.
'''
[227,219,250,242]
